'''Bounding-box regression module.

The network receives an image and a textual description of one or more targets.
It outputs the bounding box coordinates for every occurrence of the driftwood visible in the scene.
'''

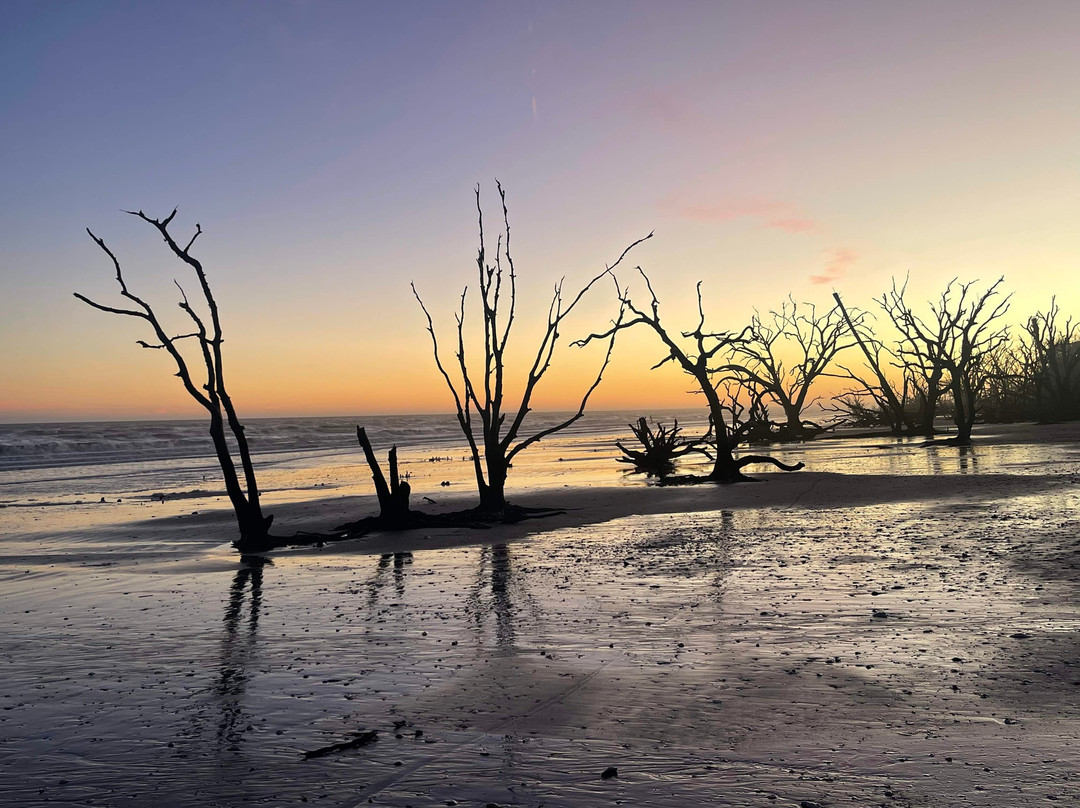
[616,417,709,476]
[331,426,565,537]
[659,454,804,487]
[302,729,378,760]
[355,426,412,527]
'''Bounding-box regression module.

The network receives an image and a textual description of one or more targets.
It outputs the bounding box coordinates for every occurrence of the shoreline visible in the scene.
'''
[5,465,1078,574]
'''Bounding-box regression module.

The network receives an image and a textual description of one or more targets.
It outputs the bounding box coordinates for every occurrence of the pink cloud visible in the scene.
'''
[810,248,858,285]
[660,196,819,234]
[769,217,817,234]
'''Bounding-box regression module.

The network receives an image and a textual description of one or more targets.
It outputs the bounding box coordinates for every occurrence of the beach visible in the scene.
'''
[2,420,1079,806]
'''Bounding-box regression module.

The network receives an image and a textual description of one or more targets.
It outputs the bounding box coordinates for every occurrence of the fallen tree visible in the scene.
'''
[831,291,914,436]
[616,417,710,476]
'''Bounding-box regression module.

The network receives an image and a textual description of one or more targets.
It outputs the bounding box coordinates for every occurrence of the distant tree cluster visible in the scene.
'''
[831,280,1080,442]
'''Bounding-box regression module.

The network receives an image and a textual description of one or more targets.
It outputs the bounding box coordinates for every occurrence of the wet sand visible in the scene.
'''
[2,423,1079,806]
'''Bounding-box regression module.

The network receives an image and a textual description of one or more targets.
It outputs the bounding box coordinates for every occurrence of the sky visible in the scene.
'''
[2,0,1079,422]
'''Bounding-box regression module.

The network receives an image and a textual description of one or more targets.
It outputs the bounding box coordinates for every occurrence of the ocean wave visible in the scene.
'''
[0,410,708,473]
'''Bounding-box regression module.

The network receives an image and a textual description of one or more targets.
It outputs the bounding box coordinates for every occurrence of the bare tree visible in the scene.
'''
[1024,298,1080,422]
[718,297,857,440]
[412,183,650,513]
[74,210,273,553]
[978,339,1030,423]
[831,292,914,435]
[878,276,951,436]
[883,277,1010,444]
[577,271,803,482]
[829,355,914,434]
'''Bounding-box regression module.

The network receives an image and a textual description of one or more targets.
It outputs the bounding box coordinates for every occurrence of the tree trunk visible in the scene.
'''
[702,390,754,482]
[782,403,802,433]
[478,467,508,512]
[709,450,749,482]
[356,426,412,527]
[952,382,976,444]
[209,413,272,552]
[918,380,943,437]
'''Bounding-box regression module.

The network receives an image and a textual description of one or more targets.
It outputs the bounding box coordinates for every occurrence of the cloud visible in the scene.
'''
[810,248,858,285]
[768,217,818,234]
[661,196,819,234]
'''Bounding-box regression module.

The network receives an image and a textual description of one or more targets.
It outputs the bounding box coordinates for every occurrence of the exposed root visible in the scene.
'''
[659,455,804,486]
[736,455,806,472]
[232,503,569,553]
[919,437,973,447]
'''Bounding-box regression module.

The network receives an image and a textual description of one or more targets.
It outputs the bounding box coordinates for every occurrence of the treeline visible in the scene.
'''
[828,282,1079,439]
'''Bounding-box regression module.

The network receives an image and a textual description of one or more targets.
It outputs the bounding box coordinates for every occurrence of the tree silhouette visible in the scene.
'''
[831,292,914,435]
[578,271,803,482]
[877,276,952,436]
[412,183,650,512]
[74,209,273,552]
[616,417,710,476]
[883,277,1010,444]
[1024,298,1080,422]
[718,297,856,439]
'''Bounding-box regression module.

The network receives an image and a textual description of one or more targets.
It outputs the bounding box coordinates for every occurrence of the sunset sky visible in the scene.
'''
[2,1,1079,422]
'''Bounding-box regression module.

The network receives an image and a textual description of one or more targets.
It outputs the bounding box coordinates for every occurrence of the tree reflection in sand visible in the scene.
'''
[366,551,413,607]
[214,556,268,751]
[957,445,979,474]
[466,543,537,654]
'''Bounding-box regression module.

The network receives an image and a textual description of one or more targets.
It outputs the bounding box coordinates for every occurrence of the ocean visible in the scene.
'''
[0,409,712,509]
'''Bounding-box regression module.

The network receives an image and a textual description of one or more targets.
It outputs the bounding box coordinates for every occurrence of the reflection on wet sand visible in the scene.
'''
[712,509,736,596]
[367,552,413,607]
[467,543,526,653]
[957,445,978,473]
[926,444,981,475]
[490,544,514,650]
[214,556,268,750]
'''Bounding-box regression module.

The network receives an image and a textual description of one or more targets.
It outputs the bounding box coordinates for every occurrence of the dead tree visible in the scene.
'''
[355,426,413,527]
[333,425,491,536]
[412,183,650,513]
[577,271,803,482]
[931,278,1011,443]
[878,277,951,436]
[74,210,273,552]
[884,277,1010,444]
[616,417,710,476]
[1024,298,1080,422]
[832,292,914,435]
[717,297,856,440]
[978,340,1030,423]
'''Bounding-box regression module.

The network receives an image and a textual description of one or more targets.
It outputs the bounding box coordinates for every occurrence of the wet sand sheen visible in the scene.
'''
[2,424,1079,806]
